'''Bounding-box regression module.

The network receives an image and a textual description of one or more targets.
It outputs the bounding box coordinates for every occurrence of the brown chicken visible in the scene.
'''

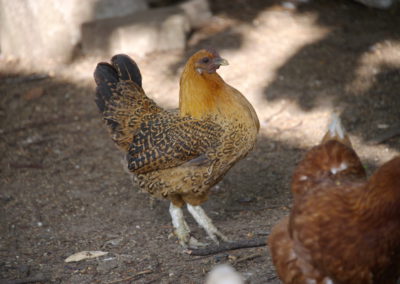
[268,114,400,283]
[94,49,259,248]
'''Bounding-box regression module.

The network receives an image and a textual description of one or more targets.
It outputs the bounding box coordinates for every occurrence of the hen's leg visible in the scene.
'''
[187,204,229,244]
[169,203,206,248]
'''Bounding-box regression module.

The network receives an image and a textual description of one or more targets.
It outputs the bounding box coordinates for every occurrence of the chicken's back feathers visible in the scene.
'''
[291,140,366,196]
[291,113,366,197]
[291,112,365,196]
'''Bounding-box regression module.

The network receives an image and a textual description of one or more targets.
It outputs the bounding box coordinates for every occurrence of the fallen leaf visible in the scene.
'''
[65,250,108,262]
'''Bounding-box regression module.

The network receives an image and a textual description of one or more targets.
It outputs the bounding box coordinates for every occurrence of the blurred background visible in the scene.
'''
[0,0,399,283]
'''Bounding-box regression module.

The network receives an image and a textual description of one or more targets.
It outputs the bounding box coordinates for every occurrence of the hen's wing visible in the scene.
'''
[127,114,223,174]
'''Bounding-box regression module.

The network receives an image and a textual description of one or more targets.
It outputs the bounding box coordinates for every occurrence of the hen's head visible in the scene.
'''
[179,48,231,118]
[188,48,229,75]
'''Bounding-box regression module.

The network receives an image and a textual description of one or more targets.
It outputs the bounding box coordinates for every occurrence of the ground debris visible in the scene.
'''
[65,251,108,263]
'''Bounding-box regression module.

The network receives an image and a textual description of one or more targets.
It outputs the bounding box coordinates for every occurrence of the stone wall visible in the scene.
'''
[0,0,148,65]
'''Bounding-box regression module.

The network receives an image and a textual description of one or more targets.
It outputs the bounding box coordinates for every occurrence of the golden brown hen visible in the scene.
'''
[94,49,259,248]
[268,114,400,284]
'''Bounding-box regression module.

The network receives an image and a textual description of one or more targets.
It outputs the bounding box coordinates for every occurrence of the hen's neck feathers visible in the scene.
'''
[179,64,232,119]
[178,57,260,132]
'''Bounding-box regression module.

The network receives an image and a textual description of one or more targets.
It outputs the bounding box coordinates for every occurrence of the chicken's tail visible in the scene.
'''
[94,54,162,152]
[321,112,352,148]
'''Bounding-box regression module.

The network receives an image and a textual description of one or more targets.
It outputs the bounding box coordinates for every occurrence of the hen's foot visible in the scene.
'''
[187,204,229,244]
[169,203,207,248]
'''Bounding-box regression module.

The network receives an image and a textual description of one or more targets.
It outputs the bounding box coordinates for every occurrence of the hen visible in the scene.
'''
[94,49,259,248]
[268,114,400,283]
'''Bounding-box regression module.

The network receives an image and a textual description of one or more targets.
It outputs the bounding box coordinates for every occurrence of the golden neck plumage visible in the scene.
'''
[178,61,260,131]
[179,65,232,119]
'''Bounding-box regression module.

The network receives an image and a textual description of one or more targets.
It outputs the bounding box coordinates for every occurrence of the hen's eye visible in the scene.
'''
[201,57,210,64]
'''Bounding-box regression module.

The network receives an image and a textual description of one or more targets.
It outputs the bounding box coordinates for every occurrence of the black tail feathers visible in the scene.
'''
[111,54,142,87]
[94,62,118,112]
[94,54,142,112]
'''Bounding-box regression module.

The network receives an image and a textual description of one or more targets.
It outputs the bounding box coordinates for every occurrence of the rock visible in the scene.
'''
[0,0,148,66]
[82,6,191,57]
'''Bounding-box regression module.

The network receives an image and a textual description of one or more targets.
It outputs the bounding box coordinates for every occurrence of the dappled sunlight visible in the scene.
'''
[347,40,400,94]
[219,10,330,115]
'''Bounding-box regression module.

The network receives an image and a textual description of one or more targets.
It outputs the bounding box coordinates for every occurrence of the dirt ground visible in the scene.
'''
[1,0,400,283]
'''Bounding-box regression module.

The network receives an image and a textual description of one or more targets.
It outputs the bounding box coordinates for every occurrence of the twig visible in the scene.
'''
[9,163,44,169]
[232,252,263,264]
[185,238,267,256]
[105,269,153,284]
[371,127,400,144]
[1,276,50,284]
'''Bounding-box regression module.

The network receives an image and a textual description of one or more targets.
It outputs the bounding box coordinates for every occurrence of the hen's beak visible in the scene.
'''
[214,57,229,66]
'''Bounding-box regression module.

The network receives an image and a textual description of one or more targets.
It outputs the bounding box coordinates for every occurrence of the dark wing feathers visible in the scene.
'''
[127,115,222,174]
